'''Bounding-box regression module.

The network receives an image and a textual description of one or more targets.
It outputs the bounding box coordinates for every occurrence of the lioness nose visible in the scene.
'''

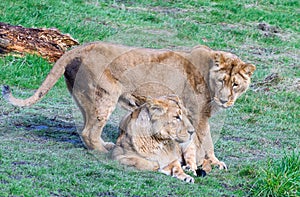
[220,99,228,104]
[188,130,194,135]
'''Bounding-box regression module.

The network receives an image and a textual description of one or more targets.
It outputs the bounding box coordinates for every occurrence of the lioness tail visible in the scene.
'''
[2,56,67,107]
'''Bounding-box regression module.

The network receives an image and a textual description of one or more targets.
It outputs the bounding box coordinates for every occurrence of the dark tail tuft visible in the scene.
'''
[196,168,207,177]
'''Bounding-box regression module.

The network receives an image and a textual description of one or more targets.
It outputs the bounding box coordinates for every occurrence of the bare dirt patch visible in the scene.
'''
[251,73,300,93]
[257,22,280,34]
[222,136,249,142]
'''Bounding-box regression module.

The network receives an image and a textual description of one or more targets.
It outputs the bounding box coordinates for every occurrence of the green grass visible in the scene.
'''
[0,0,299,196]
[251,152,300,197]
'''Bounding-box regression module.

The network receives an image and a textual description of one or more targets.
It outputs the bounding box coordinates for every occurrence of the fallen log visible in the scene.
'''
[0,22,79,62]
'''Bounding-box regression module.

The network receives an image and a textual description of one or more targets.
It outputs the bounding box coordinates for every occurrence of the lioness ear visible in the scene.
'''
[136,107,151,127]
[243,63,256,77]
[132,106,152,136]
[166,94,180,104]
[146,99,167,118]
[214,52,225,67]
[149,104,166,117]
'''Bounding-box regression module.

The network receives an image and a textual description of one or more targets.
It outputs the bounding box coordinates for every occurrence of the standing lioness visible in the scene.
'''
[3,42,255,170]
[112,95,195,183]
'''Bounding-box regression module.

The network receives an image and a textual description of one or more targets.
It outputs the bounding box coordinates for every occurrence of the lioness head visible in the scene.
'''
[126,95,195,143]
[209,52,256,108]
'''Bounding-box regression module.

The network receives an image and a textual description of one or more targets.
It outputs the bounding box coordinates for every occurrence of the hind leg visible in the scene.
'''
[80,90,120,152]
[117,155,159,171]
[80,116,113,152]
[64,57,122,152]
[71,76,121,152]
[112,145,159,171]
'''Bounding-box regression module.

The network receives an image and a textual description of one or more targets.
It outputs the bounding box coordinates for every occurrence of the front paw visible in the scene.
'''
[183,175,195,183]
[182,165,197,176]
[173,173,194,183]
[202,159,212,173]
[216,161,227,170]
[104,142,116,150]
[177,174,194,183]
[208,156,228,171]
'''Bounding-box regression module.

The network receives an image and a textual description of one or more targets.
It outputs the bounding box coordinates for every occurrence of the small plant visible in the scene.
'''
[251,152,300,197]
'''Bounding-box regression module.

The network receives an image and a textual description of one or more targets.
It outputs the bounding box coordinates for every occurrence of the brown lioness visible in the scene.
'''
[112,95,195,183]
[3,42,256,170]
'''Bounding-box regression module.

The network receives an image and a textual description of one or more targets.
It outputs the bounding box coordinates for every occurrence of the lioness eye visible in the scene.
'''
[175,115,182,121]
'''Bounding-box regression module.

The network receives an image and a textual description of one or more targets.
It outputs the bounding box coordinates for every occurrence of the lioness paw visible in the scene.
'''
[206,158,228,171]
[183,175,194,183]
[173,173,194,183]
[182,165,197,176]
[217,161,227,170]
[104,142,116,151]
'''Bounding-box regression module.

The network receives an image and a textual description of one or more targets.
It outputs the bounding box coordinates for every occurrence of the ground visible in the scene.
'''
[0,0,299,196]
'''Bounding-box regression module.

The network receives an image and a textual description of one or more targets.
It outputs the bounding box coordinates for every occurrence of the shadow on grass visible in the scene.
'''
[5,113,119,148]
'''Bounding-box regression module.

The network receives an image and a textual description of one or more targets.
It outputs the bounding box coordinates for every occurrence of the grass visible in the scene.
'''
[251,152,300,197]
[0,0,299,196]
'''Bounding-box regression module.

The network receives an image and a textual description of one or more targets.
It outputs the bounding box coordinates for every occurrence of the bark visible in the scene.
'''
[0,22,79,62]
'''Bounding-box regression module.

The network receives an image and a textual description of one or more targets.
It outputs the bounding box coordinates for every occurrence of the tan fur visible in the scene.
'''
[2,42,256,170]
[111,95,195,183]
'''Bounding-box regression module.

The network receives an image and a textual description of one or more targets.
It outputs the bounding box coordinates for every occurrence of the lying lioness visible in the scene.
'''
[3,42,256,171]
[112,95,195,183]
